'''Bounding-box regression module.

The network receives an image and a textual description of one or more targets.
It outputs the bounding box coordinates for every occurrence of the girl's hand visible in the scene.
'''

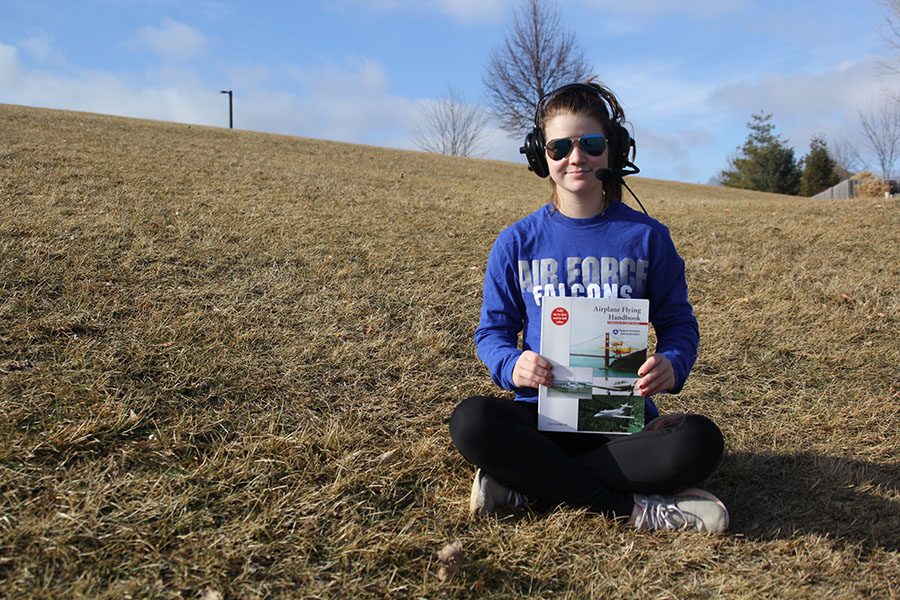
[512,351,554,389]
[637,353,675,396]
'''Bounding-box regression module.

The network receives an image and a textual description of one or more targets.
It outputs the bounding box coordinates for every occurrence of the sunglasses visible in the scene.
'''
[545,134,607,160]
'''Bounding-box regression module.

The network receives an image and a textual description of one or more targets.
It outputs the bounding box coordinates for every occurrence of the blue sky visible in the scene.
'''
[1,0,895,184]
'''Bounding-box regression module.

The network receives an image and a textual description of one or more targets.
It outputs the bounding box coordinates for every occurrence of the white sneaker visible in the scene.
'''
[633,488,729,533]
[469,469,530,515]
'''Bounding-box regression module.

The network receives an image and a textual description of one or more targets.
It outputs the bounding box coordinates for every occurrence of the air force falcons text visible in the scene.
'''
[518,256,649,306]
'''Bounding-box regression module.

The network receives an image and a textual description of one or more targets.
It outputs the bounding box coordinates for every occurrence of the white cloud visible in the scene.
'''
[287,56,389,97]
[337,0,765,24]
[708,56,889,148]
[602,62,719,123]
[592,63,724,181]
[336,0,757,25]
[0,43,19,85]
[279,57,418,142]
[4,69,218,126]
[483,124,526,163]
[20,31,66,65]
[325,0,511,24]
[0,47,424,143]
[592,55,892,182]
[0,41,221,126]
[430,0,510,24]
[630,128,710,181]
[580,0,749,18]
[710,58,885,120]
[133,17,208,61]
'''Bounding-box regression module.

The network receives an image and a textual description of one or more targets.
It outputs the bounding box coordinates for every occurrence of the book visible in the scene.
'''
[537,296,650,435]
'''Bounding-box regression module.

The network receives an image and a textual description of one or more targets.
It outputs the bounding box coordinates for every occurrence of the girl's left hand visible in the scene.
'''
[636,353,675,396]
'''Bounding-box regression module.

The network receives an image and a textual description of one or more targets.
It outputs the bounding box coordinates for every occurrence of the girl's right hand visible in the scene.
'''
[512,351,554,389]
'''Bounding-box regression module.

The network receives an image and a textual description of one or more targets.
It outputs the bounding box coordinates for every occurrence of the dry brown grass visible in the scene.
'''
[1,103,898,599]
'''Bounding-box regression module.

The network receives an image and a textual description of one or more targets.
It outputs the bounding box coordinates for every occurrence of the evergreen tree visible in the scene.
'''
[721,112,802,195]
[800,135,841,196]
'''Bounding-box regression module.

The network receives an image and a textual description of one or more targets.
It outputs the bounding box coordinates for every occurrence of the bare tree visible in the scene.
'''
[411,85,491,157]
[483,0,591,137]
[828,138,861,180]
[859,101,900,180]
[879,0,900,75]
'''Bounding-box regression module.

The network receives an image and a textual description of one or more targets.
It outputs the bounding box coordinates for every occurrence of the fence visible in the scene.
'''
[814,178,899,199]
[813,179,859,199]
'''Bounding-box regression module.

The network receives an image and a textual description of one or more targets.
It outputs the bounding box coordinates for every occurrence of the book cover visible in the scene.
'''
[537,296,650,435]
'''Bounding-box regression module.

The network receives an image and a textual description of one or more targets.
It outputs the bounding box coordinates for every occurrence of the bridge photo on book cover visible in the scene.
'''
[569,330,648,377]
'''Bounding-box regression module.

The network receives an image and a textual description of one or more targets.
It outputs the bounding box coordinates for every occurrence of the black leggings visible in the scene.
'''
[449,396,724,517]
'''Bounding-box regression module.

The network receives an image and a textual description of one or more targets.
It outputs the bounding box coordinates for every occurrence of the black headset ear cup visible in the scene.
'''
[611,125,630,170]
[520,127,550,178]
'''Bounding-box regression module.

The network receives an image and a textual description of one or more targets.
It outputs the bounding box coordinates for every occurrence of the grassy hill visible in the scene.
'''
[1,103,898,598]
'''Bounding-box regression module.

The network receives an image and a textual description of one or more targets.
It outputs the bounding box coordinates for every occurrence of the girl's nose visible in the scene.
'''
[568,145,587,163]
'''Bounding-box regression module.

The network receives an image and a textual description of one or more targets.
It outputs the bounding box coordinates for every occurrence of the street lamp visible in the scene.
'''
[220,90,233,129]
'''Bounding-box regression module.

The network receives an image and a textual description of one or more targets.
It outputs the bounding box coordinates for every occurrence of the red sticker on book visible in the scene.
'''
[551,307,569,325]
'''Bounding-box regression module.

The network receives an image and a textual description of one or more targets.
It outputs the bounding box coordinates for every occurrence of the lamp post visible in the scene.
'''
[220,90,233,129]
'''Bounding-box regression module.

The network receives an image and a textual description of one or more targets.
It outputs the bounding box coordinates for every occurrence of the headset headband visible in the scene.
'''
[534,83,616,129]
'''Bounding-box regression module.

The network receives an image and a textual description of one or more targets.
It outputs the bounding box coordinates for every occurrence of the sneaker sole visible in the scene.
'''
[468,469,485,515]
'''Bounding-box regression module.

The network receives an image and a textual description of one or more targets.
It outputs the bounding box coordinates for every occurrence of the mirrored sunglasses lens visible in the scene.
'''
[580,135,606,156]
[546,139,573,160]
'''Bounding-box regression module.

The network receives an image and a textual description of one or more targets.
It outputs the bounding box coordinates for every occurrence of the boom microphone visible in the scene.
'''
[595,168,613,182]
[595,162,649,216]
[594,161,641,182]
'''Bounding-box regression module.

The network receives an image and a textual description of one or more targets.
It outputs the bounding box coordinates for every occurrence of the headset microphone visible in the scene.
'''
[595,161,640,182]
[596,162,648,215]
[595,168,614,182]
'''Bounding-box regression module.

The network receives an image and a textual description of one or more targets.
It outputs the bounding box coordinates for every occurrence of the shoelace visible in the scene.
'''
[505,489,526,508]
[642,500,688,530]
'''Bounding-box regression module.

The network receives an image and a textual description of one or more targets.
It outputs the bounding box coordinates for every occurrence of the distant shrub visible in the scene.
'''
[855,171,891,198]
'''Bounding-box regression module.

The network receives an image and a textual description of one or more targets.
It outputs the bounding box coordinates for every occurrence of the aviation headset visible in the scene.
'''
[519,82,639,180]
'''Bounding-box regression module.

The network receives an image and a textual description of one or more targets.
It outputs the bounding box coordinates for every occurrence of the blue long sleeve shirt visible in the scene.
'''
[474,201,700,420]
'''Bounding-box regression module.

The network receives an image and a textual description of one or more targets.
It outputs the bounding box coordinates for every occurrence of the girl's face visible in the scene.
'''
[543,112,609,207]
